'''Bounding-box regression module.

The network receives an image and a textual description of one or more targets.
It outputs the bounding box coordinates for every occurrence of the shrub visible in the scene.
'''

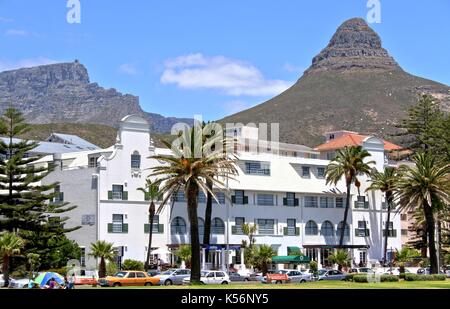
[404,273,446,281]
[106,262,118,276]
[380,275,399,282]
[44,267,68,276]
[353,275,368,283]
[344,273,355,282]
[121,259,144,271]
[399,273,406,280]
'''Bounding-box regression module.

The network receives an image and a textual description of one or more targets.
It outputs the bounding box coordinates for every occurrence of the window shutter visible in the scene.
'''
[108,223,113,233]
[144,224,150,233]
[296,227,300,235]
[122,191,128,200]
[122,223,128,233]
[108,191,113,200]
[158,224,164,233]
[283,198,287,206]
[231,196,236,203]
[294,198,299,206]
[243,196,248,204]
[60,192,64,202]
[283,227,288,235]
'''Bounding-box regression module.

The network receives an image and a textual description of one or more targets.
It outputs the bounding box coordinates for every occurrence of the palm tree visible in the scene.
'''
[253,245,276,275]
[175,244,192,268]
[366,167,401,264]
[150,125,237,282]
[241,223,257,267]
[394,247,420,273]
[89,240,116,278]
[26,253,40,279]
[0,232,25,287]
[137,178,162,271]
[326,146,375,247]
[328,249,351,271]
[396,152,450,274]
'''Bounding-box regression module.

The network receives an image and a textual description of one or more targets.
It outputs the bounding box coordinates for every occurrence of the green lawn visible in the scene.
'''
[78,280,450,289]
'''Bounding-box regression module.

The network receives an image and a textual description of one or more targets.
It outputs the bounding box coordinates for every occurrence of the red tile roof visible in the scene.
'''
[315,133,402,151]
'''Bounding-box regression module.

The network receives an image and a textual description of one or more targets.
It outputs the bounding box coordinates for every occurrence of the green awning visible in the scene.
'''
[271,255,310,264]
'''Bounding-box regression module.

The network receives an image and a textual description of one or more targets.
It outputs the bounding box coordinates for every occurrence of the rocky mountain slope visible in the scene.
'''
[222,18,450,146]
[0,60,193,133]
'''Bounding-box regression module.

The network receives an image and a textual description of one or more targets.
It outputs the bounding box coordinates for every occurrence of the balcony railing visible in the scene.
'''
[382,229,397,237]
[283,227,300,236]
[144,224,164,234]
[108,223,128,233]
[231,226,244,235]
[258,228,274,235]
[108,191,128,200]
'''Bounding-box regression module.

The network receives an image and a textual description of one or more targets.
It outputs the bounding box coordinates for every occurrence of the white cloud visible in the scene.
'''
[222,100,256,114]
[283,62,303,73]
[119,63,138,75]
[5,29,28,36]
[0,57,58,72]
[161,53,293,96]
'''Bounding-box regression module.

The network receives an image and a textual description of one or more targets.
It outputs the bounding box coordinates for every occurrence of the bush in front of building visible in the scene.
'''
[344,273,355,281]
[404,274,446,281]
[352,274,399,283]
[352,275,369,282]
[121,259,144,271]
[380,275,399,282]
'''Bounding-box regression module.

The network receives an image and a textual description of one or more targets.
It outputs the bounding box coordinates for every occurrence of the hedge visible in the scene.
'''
[404,274,446,281]
[353,274,399,283]
[344,274,355,281]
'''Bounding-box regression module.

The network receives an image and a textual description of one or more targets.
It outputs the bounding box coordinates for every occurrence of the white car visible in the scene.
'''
[384,268,410,275]
[182,270,230,285]
[8,277,30,288]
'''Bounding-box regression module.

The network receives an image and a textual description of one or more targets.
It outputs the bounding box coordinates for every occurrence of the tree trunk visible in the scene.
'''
[2,255,10,287]
[423,203,438,274]
[187,184,201,283]
[145,201,156,271]
[203,179,213,245]
[383,192,392,264]
[438,219,443,268]
[99,257,106,278]
[339,182,352,247]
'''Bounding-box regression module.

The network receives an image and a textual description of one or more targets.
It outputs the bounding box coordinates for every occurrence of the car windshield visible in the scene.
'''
[317,270,327,275]
[161,270,175,275]
[276,270,288,274]
[114,272,127,278]
[201,271,209,277]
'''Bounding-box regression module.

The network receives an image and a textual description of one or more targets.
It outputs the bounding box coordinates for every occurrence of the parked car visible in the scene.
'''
[384,268,410,275]
[316,269,346,281]
[261,269,312,283]
[154,268,191,285]
[0,274,5,287]
[183,270,230,285]
[98,271,159,287]
[228,272,250,282]
[8,277,30,288]
[348,267,375,274]
[147,269,161,277]
[417,267,445,275]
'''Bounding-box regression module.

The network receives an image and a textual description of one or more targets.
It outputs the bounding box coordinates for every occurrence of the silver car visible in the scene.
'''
[155,269,191,285]
[317,269,346,281]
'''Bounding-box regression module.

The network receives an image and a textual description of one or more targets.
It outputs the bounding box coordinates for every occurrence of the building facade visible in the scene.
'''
[38,115,403,271]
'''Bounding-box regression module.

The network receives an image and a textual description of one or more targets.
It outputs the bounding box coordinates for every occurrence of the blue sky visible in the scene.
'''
[0,0,449,120]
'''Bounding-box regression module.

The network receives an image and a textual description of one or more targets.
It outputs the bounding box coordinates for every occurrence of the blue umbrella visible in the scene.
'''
[34,272,65,286]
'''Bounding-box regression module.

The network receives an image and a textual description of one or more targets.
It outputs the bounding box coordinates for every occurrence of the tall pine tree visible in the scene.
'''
[0,107,79,242]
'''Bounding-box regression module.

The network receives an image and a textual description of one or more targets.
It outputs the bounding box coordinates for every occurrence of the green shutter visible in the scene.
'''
[122,223,128,233]
[158,224,164,234]
[296,227,300,235]
[144,224,150,233]
[108,223,113,233]
[122,191,128,200]
[108,191,113,200]
[232,226,237,235]
[60,192,64,202]
[283,227,288,235]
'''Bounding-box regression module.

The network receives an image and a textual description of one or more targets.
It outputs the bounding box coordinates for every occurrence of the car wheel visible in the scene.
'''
[113,282,121,287]
[276,280,282,284]
[300,280,306,283]
[221,281,228,285]
[164,280,173,286]
[145,282,153,286]
[244,278,249,282]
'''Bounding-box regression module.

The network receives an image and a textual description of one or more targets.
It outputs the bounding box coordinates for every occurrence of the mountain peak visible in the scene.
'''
[305,17,399,74]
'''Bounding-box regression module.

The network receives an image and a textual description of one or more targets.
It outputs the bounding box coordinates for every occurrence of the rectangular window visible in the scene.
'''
[301,166,310,177]
[112,214,124,233]
[320,196,334,208]
[400,214,407,221]
[112,185,123,200]
[81,214,95,226]
[173,190,186,202]
[234,190,245,204]
[234,217,245,234]
[80,248,86,267]
[335,197,346,208]
[401,229,408,236]
[88,156,99,168]
[317,167,325,178]
[257,194,274,206]
[53,185,63,203]
[198,192,226,204]
[131,154,141,169]
[304,196,318,208]
[244,161,270,176]
[286,219,296,236]
[385,221,394,230]
[358,221,367,229]
[257,219,274,235]
[285,192,297,206]
[149,215,160,233]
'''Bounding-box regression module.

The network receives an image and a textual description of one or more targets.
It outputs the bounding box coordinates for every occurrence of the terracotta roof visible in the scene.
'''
[314,133,402,151]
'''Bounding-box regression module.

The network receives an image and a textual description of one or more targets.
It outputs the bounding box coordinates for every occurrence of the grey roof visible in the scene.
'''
[47,133,99,150]
[0,136,99,154]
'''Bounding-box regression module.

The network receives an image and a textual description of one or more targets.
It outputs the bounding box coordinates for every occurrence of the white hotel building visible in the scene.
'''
[36,115,402,271]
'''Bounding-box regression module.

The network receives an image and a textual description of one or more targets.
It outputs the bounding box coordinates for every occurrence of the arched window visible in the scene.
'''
[171,217,186,235]
[305,220,318,235]
[198,217,205,236]
[321,221,334,236]
[336,221,350,237]
[211,217,225,234]
[131,151,141,169]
